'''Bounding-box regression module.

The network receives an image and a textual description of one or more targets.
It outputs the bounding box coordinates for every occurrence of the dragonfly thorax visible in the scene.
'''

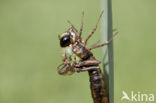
[62,45,81,64]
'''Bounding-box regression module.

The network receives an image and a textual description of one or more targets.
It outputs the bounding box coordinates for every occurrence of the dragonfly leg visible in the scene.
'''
[57,63,71,75]
[75,66,99,72]
[88,32,118,50]
[89,39,100,47]
[67,20,78,33]
[75,60,101,67]
[84,11,104,46]
[79,11,84,39]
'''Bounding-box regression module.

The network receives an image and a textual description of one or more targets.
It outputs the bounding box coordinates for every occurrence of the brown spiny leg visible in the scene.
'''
[79,11,84,41]
[57,63,64,69]
[88,32,118,50]
[84,10,104,46]
[67,20,78,33]
[75,59,101,67]
[73,59,101,72]
[75,66,100,72]
[89,39,100,47]
[57,62,77,75]
[57,63,69,75]
[67,20,81,42]
[58,54,74,75]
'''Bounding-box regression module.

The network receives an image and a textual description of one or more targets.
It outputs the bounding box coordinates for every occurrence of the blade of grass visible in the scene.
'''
[100,0,114,103]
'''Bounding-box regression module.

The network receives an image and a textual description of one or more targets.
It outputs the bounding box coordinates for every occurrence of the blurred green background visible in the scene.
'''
[0,0,156,103]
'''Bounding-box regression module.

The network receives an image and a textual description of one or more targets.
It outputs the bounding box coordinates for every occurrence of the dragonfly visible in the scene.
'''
[57,11,118,103]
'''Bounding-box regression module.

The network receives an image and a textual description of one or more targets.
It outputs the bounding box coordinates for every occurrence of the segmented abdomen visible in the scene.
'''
[89,67,108,103]
[72,43,108,103]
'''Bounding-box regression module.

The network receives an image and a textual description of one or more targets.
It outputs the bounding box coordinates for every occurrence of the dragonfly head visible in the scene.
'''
[58,32,71,47]
[58,28,78,47]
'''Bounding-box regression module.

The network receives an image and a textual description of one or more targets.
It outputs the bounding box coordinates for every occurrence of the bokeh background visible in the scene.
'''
[0,0,156,103]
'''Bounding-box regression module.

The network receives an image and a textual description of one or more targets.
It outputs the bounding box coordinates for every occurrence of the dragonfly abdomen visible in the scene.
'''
[89,67,108,103]
[72,43,108,103]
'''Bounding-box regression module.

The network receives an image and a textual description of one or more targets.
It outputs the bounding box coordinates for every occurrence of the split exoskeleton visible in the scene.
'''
[58,11,117,75]
[57,11,118,103]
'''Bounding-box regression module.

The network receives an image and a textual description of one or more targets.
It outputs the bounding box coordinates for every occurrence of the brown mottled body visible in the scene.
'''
[72,43,109,103]
[58,11,117,103]
[89,63,108,103]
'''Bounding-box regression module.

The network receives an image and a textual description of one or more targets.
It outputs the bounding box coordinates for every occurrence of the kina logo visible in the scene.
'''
[121,91,155,102]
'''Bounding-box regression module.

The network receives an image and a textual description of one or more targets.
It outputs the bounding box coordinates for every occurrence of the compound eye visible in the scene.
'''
[60,35,71,47]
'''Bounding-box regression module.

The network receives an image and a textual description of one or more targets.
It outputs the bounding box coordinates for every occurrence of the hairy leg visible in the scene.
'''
[75,66,100,72]
[75,59,101,67]
[79,11,84,40]
[84,10,104,46]
[57,63,69,75]
[67,20,78,32]
[88,32,118,50]
[89,39,100,47]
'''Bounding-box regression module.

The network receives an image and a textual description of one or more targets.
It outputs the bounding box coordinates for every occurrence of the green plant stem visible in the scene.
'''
[100,0,114,103]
